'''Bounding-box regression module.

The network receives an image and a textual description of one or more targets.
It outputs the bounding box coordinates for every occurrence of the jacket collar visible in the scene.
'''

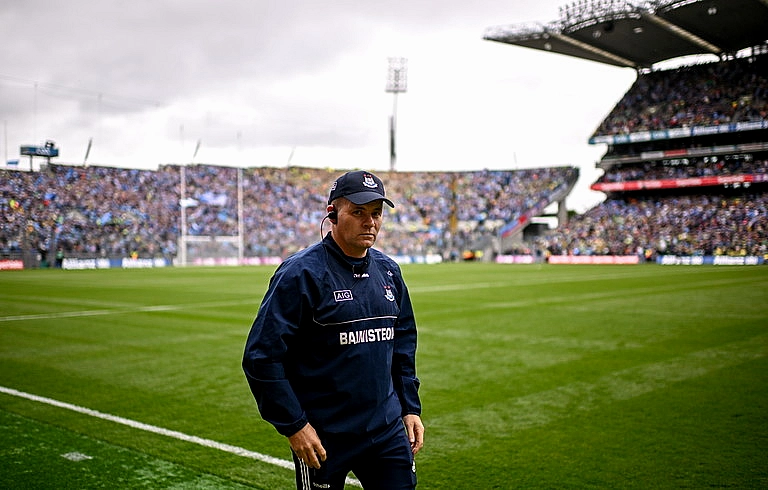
[322,232,369,274]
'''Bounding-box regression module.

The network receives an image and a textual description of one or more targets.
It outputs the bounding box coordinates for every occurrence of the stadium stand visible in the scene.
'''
[0,163,576,267]
[535,193,768,258]
[486,0,768,263]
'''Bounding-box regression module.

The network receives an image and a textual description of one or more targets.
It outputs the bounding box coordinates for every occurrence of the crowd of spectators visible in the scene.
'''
[598,156,768,183]
[0,163,575,262]
[573,54,768,260]
[592,54,768,137]
[1,165,180,263]
[535,192,768,258]
[2,161,766,263]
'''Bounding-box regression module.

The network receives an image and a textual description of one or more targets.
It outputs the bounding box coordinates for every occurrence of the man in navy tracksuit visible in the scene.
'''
[243,170,424,489]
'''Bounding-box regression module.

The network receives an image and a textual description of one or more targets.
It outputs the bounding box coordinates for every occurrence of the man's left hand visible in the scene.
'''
[403,414,424,455]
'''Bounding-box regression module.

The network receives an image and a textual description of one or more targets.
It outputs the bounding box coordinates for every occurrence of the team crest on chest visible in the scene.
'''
[384,286,395,302]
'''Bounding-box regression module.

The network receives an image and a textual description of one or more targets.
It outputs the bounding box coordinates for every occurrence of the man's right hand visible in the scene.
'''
[288,423,327,469]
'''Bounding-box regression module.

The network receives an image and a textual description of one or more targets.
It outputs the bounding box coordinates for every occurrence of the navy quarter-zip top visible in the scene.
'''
[243,232,421,437]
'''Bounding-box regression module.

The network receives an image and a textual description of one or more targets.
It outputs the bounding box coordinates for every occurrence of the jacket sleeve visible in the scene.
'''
[390,264,422,417]
[242,265,308,437]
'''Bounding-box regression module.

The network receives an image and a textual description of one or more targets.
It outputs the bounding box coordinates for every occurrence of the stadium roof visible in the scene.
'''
[483,0,768,70]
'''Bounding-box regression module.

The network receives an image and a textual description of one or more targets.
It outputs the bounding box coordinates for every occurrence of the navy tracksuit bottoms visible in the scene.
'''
[292,419,417,490]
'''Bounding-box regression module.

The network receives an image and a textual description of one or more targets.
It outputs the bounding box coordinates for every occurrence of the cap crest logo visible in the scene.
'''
[362,175,378,189]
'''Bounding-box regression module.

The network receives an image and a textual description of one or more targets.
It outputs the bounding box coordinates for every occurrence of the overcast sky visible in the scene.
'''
[0,0,638,211]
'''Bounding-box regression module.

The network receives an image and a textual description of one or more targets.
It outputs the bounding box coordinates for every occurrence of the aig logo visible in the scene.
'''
[334,290,353,302]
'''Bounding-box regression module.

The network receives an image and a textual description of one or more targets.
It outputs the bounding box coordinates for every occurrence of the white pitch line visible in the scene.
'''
[0,309,119,322]
[0,385,362,488]
[0,299,253,323]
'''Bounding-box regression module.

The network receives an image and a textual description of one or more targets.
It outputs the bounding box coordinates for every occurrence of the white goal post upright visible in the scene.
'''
[180,164,188,266]
[237,166,244,264]
[177,164,245,267]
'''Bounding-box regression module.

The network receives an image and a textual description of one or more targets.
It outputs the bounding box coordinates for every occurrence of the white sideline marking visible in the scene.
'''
[0,299,252,323]
[0,385,362,488]
[0,309,118,322]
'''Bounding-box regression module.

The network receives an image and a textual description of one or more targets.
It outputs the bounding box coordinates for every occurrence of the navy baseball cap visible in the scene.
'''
[327,171,394,207]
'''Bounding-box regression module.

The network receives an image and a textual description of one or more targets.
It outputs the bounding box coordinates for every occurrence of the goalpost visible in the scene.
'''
[178,235,243,266]
[177,165,245,266]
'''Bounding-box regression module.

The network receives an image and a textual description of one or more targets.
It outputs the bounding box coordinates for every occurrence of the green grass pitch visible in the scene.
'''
[1,263,766,489]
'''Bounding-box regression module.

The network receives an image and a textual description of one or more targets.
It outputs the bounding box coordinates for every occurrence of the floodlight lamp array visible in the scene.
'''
[649,0,701,11]
[386,57,408,93]
[559,0,639,31]
[483,22,556,42]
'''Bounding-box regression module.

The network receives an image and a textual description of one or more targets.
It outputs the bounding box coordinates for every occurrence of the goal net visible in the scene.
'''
[178,235,243,266]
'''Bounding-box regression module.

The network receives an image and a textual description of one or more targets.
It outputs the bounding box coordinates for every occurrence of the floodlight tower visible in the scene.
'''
[386,57,407,172]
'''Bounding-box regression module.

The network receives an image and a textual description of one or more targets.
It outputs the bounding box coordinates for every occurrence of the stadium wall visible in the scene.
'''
[0,259,24,270]
[495,255,766,265]
[657,255,764,266]
[61,258,172,270]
